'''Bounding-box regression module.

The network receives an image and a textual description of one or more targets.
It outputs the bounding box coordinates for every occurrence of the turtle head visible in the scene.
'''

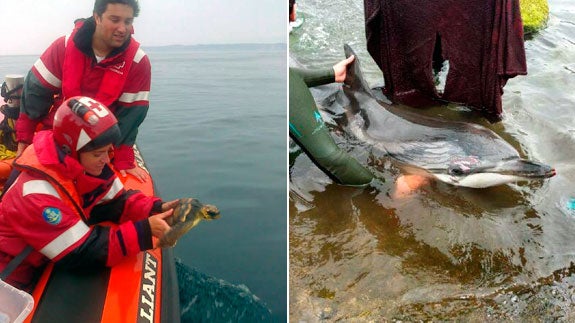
[174,197,220,222]
[200,204,220,220]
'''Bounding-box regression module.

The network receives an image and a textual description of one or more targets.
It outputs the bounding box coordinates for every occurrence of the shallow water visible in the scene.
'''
[290,0,575,320]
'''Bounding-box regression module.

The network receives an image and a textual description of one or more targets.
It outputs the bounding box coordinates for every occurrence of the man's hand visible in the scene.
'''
[120,167,148,182]
[333,55,355,83]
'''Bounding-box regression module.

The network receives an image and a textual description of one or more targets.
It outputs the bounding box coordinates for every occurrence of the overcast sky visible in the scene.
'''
[0,0,286,55]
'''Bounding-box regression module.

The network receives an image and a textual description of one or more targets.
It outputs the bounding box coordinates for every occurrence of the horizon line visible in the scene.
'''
[0,42,287,57]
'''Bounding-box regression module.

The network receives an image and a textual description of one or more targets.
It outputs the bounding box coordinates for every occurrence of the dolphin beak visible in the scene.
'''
[492,159,556,178]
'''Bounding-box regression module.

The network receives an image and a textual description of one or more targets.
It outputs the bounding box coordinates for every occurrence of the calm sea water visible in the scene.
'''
[0,43,287,321]
[290,0,575,321]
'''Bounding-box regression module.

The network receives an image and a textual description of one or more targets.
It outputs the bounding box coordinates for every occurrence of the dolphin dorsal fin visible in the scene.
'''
[343,44,371,93]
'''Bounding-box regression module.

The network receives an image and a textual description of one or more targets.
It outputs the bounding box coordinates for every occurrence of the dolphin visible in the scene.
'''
[334,44,555,188]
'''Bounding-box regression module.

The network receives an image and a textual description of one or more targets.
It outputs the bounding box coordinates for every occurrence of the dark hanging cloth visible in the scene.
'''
[364,0,527,122]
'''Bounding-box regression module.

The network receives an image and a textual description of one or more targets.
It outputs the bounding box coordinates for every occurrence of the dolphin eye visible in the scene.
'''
[448,165,465,176]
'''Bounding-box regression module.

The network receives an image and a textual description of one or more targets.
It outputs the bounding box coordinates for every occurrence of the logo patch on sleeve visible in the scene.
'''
[43,207,62,225]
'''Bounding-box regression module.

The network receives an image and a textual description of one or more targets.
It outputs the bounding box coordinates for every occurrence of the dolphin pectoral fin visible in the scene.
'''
[392,174,430,199]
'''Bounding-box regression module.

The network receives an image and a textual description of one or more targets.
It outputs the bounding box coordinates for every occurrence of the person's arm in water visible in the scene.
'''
[288,54,373,186]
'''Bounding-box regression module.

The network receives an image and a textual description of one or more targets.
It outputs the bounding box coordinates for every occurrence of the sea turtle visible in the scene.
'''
[158,197,220,248]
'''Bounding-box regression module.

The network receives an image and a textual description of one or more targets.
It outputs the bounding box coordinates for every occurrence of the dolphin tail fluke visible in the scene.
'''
[343,44,372,94]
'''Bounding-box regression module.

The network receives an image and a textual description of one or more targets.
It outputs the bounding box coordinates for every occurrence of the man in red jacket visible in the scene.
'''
[0,96,178,292]
[17,0,150,181]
